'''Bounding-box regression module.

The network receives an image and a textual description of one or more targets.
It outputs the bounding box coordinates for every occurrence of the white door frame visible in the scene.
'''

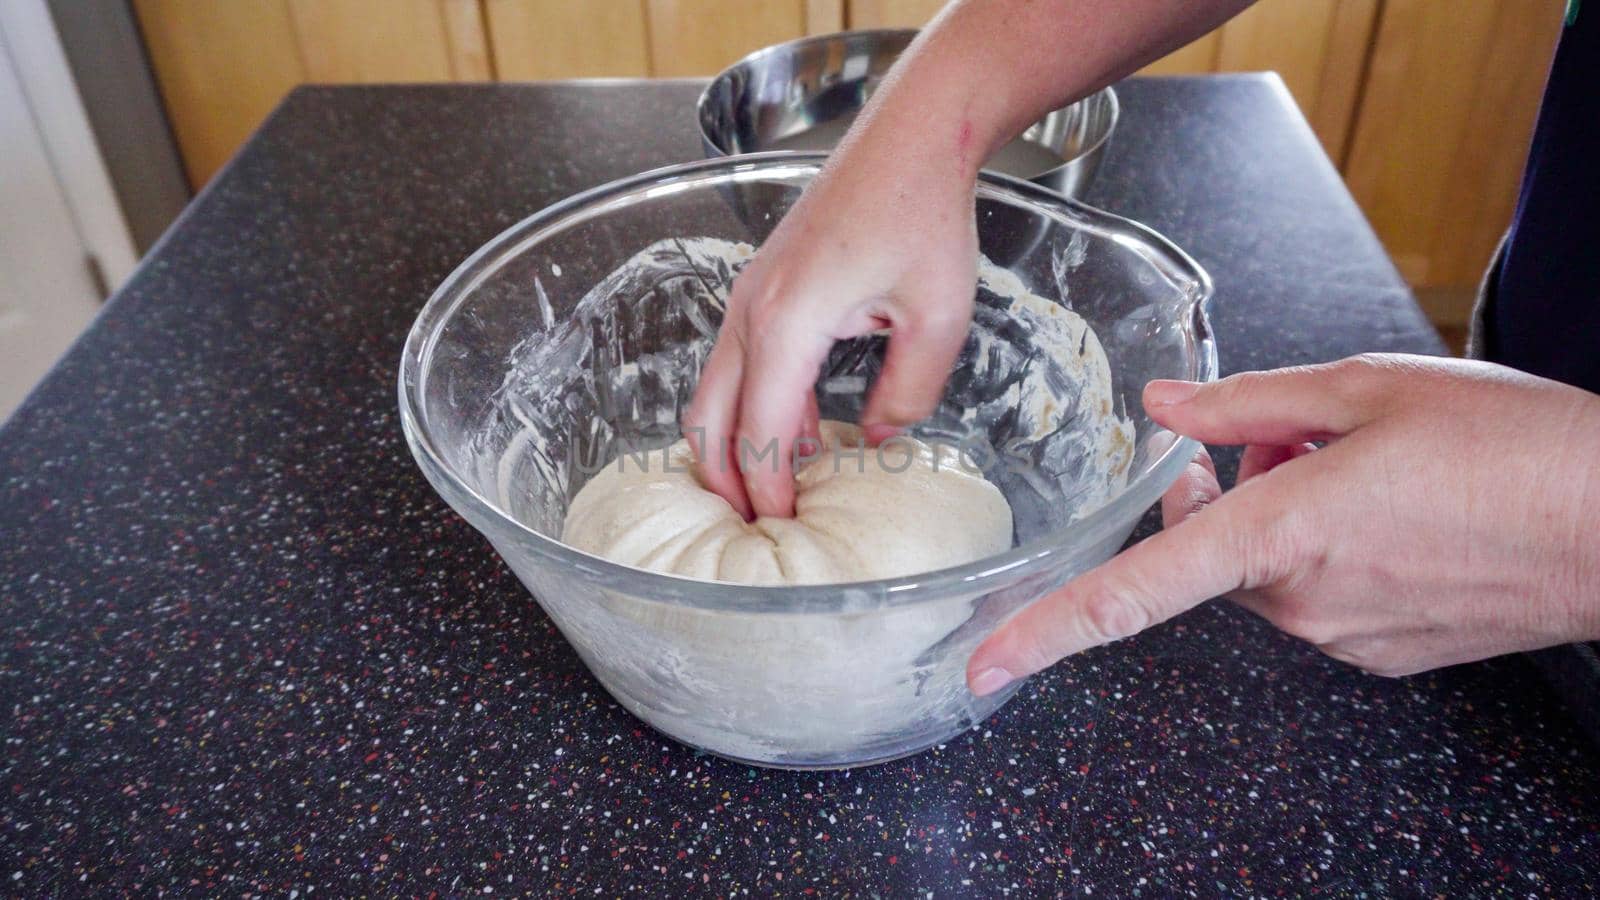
[0,0,136,291]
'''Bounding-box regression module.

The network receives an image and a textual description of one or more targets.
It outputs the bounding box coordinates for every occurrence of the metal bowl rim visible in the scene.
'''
[694,27,1120,179]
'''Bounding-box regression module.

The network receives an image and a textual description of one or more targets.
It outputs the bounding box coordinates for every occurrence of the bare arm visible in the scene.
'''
[684,0,1255,518]
[861,0,1253,182]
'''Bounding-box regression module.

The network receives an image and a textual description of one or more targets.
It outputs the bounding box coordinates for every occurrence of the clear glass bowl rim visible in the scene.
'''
[397,152,1217,614]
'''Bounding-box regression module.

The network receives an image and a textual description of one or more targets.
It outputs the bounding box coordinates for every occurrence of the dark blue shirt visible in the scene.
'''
[1496,3,1600,741]
[1491,2,1599,391]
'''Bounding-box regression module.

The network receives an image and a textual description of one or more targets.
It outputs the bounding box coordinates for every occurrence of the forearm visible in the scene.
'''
[840,0,1254,181]
[699,0,1257,517]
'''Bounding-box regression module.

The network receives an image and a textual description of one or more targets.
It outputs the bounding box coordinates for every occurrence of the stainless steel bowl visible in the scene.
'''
[697,29,1118,197]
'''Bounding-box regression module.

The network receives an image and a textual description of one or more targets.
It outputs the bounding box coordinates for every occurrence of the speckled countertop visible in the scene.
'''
[3,77,1597,895]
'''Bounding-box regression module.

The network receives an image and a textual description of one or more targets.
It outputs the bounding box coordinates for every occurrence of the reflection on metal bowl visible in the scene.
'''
[697,29,1118,197]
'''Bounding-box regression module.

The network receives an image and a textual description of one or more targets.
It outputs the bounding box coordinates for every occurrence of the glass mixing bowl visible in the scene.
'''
[399,154,1215,769]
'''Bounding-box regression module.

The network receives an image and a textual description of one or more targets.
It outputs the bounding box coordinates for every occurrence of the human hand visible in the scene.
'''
[968,353,1600,695]
[682,142,979,519]
[681,0,1265,520]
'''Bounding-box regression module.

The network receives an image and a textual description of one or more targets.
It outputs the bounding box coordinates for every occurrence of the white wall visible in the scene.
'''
[0,0,135,421]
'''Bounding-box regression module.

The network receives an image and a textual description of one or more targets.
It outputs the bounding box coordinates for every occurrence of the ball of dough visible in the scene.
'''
[561,421,1013,585]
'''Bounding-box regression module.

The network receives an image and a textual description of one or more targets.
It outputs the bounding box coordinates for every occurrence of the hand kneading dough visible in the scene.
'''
[562,421,1013,585]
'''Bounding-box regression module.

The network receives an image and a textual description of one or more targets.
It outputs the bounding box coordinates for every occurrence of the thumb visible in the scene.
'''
[967,485,1296,695]
[1144,358,1386,447]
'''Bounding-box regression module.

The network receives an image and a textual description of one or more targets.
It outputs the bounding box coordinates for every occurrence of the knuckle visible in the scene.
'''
[1206,365,1301,413]
[1343,351,1433,378]
[1272,602,1337,646]
[1235,492,1323,592]
[1223,368,1279,394]
[1230,364,1299,391]
[1349,654,1409,679]
[1332,352,1417,399]
[1165,457,1219,522]
[1321,638,1411,678]
[1335,353,1389,390]
[1082,588,1153,645]
[743,302,788,350]
[1341,351,1395,372]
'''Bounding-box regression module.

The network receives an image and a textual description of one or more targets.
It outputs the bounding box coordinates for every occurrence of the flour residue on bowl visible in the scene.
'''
[463,238,753,538]
[467,236,1134,547]
[448,235,1141,763]
[967,257,1135,518]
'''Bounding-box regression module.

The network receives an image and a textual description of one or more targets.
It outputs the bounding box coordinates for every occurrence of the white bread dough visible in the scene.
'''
[561,421,1013,584]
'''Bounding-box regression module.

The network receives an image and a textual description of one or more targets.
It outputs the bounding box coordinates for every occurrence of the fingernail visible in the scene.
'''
[863,423,900,446]
[1145,380,1201,407]
[969,666,1015,697]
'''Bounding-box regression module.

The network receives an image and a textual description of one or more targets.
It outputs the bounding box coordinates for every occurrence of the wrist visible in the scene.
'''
[1574,435,1600,643]
[1550,392,1600,643]
[837,19,1021,186]
[829,82,990,190]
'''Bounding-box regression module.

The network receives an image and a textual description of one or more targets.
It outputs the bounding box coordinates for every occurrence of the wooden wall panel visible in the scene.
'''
[645,0,807,76]
[806,0,846,35]
[841,0,1374,163]
[439,0,495,80]
[138,0,491,187]
[847,0,943,28]
[287,0,480,82]
[806,0,844,34]
[1137,32,1221,76]
[133,0,1564,297]
[846,0,1238,87]
[1145,0,1377,162]
[1308,0,1378,164]
[484,0,650,80]
[1217,0,1342,105]
[1344,0,1562,287]
[133,0,306,189]
[1215,0,1380,159]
